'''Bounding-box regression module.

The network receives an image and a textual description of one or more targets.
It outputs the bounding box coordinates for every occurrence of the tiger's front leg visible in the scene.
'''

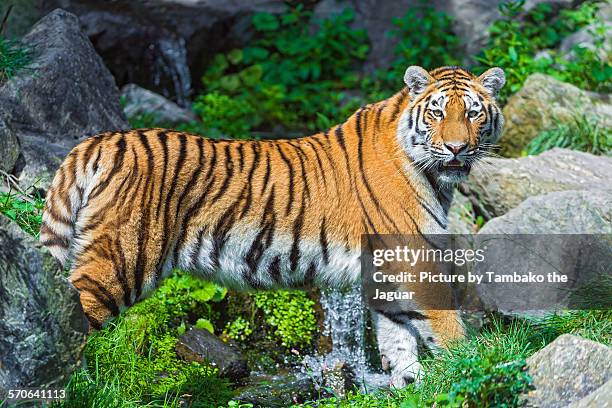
[371,308,464,387]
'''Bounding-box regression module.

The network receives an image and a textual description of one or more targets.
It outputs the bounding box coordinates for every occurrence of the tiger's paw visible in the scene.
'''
[384,355,423,388]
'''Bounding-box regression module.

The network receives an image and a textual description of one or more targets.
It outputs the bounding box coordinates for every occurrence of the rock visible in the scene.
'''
[322,361,355,399]
[40,0,287,103]
[0,9,128,189]
[0,1,43,38]
[121,84,198,125]
[234,374,317,407]
[459,148,612,219]
[441,0,575,58]
[440,0,505,57]
[567,378,612,408]
[0,216,87,396]
[560,2,611,61]
[522,334,612,408]
[0,118,20,174]
[176,327,249,381]
[499,74,612,157]
[478,189,612,234]
[479,190,612,234]
[474,190,611,313]
[14,132,72,190]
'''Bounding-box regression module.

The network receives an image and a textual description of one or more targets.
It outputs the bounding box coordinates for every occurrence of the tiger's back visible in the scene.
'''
[40,90,438,327]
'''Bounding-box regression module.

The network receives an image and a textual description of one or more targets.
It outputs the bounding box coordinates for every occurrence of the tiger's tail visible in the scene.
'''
[40,139,101,267]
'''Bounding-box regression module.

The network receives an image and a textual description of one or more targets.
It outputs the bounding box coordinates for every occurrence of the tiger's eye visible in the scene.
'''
[468,110,479,118]
[432,110,443,118]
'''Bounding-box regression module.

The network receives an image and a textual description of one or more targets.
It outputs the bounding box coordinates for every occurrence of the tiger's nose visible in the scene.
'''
[444,142,467,156]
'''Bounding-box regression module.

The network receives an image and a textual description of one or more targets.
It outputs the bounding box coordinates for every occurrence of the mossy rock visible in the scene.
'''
[499,73,611,157]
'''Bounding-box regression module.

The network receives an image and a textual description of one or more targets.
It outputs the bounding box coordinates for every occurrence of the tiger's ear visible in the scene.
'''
[478,67,505,97]
[404,66,434,97]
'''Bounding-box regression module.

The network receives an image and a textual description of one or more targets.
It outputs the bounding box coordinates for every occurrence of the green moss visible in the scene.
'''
[253,290,318,349]
[223,289,318,354]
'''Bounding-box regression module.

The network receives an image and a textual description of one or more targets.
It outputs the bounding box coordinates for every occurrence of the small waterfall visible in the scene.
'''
[152,36,192,107]
[303,284,389,390]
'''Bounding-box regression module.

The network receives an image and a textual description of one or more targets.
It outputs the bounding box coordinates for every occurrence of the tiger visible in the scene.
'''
[40,65,505,387]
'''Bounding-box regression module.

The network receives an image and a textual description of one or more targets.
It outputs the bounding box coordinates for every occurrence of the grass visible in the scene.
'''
[0,36,31,83]
[526,113,612,156]
[299,311,612,408]
[52,272,232,408]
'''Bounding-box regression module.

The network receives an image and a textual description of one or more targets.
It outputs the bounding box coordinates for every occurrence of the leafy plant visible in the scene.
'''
[253,290,318,349]
[0,191,44,237]
[526,113,611,155]
[475,0,610,102]
[0,37,31,83]
[381,0,463,85]
[196,6,369,137]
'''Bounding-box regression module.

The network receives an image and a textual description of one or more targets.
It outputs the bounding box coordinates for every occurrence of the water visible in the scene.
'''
[152,36,192,107]
[302,284,389,390]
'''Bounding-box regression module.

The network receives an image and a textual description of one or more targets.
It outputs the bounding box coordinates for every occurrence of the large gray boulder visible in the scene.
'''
[474,190,611,313]
[0,118,20,174]
[40,0,287,103]
[499,74,611,157]
[0,9,128,188]
[459,148,612,220]
[0,216,87,395]
[478,189,612,234]
[522,335,611,408]
[121,83,198,125]
[567,379,612,408]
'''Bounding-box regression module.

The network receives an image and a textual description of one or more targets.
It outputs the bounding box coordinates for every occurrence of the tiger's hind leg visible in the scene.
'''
[69,255,132,330]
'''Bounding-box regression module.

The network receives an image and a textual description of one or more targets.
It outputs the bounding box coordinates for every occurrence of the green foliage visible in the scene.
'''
[0,37,31,83]
[526,113,611,156]
[57,272,230,407]
[196,6,368,137]
[417,320,533,407]
[224,316,253,343]
[476,0,611,102]
[381,0,462,85]
[253,290,318,349]
[0,191,44,237]
[224,290,318,351]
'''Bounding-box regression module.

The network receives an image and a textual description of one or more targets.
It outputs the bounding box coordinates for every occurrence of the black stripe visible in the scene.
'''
[268,256,281,284]
[155,134,188,281]
[319,217,329,264]
[289,193,306,272]
[237,143,245,173]
[261,149,271,195]
[134,131,155,300]
[275,144,294,215]
[211,144,233,203]
[155,131,169,218]
[89,135,127,200]
[244,186,276,279]
[310,133,340,191]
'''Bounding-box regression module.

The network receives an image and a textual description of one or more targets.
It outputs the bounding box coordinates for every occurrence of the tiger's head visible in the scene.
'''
[397,66,505,185]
